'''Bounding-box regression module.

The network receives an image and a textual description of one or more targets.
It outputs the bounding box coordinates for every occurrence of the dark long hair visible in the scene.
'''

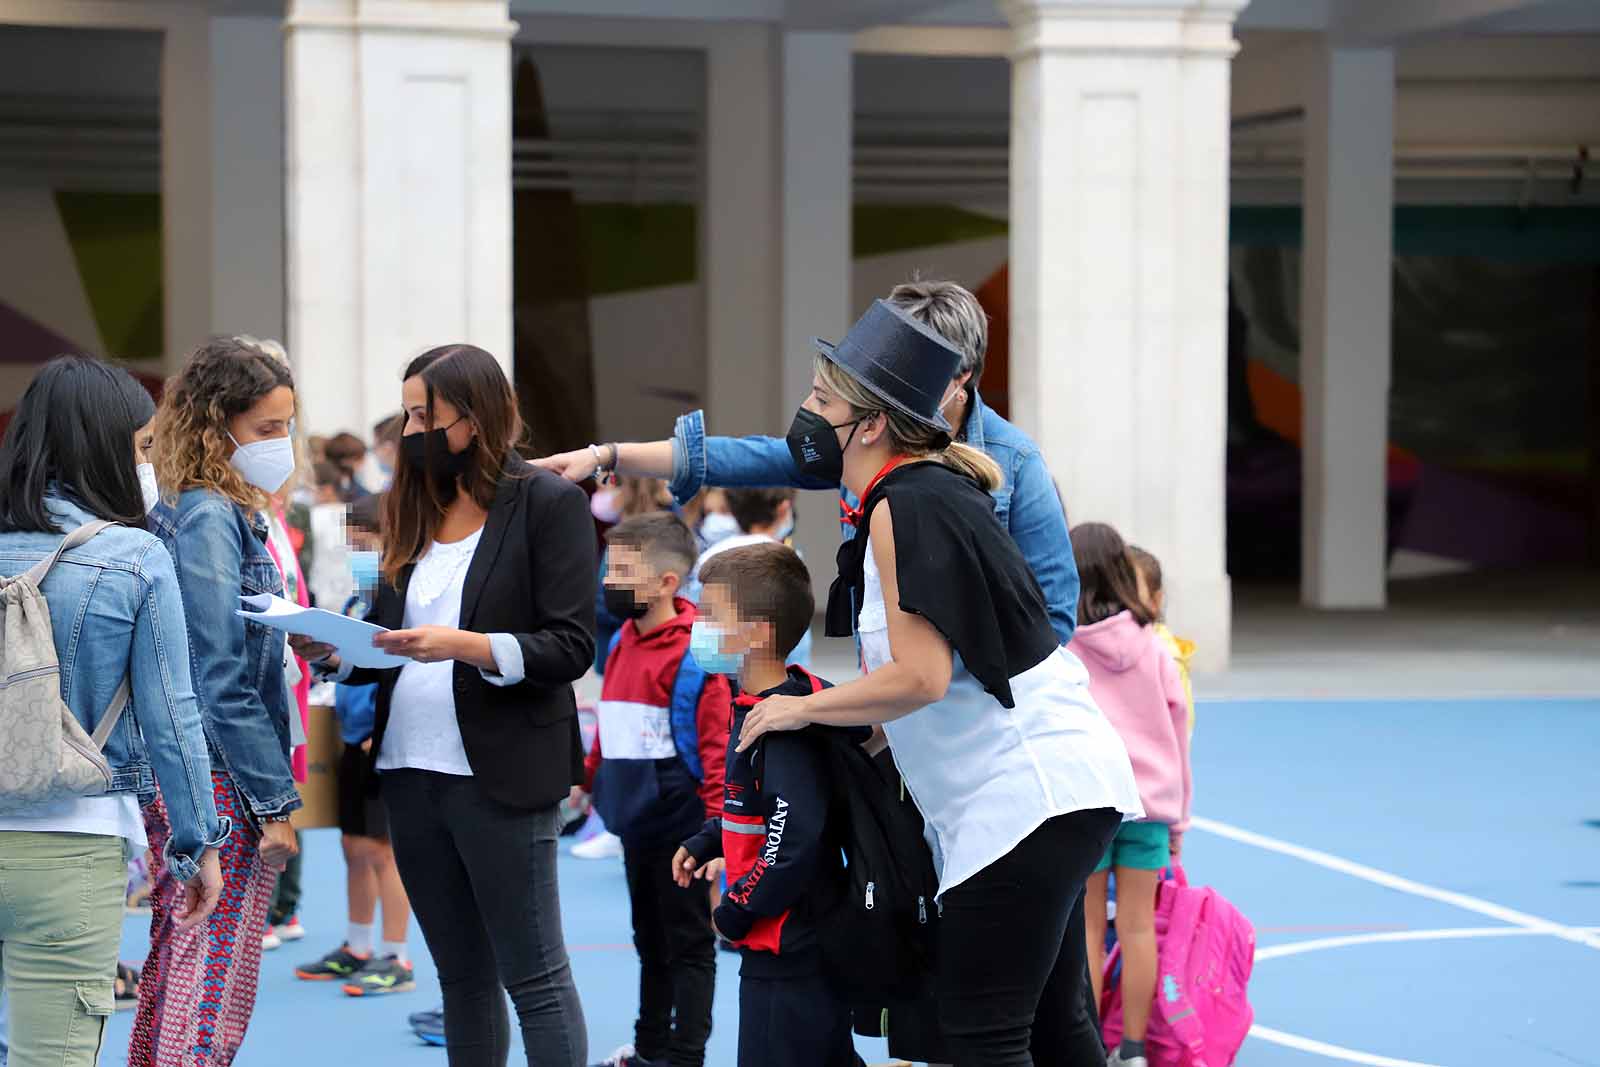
[0,356,156,533]
[1071,521,1155,627]
[382,345,525,579]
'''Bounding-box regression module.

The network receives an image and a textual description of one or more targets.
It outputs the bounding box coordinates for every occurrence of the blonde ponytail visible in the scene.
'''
[942,441,1002,492]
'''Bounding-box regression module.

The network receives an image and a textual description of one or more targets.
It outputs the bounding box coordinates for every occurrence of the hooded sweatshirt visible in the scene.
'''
[1068,610,1192,845]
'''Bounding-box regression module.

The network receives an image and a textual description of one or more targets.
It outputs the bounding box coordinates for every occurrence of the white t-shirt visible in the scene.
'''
[859,534,1143,897]
[376,528,484,776]
[0,795,148,849]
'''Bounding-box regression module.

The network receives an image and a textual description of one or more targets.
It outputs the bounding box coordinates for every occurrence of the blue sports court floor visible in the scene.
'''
[98,695,1599,1067]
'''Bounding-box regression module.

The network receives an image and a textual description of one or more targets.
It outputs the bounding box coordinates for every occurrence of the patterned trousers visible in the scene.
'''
[128,772,278,1067]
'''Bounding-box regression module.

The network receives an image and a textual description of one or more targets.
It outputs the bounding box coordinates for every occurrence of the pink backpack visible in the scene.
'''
[1100,864,1256,1067]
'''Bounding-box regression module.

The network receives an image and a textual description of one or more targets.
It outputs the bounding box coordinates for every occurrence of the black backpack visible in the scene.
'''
[817,740,940,1003]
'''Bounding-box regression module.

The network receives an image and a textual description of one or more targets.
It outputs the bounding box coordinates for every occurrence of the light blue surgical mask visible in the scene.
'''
[137,462,160,514]
[228,431,296,494]
[689,620,745,676]
[349,550,381,593]
[776,513,796,542]
[699,511,741,548]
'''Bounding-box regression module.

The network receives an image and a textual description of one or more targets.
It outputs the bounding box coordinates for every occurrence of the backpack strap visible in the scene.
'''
[607,628,623,661]
[668,651,708,780]
[21,520,119,587]
[89,679,131,749]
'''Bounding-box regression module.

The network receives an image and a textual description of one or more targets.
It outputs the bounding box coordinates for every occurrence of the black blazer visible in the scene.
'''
[351,465,597,810]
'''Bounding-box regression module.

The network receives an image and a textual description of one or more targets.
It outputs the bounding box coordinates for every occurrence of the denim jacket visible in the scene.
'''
[669,389,1081,642]
[149,488,300,820]
[0,496,230,881]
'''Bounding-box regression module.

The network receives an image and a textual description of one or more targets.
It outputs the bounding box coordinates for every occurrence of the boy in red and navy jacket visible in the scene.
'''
[673,543,867,1067]
[581,513,730,1067]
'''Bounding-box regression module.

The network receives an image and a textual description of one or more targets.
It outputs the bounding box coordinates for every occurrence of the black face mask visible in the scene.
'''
[401,418,472,495]
[784,407,862,486]
[603,584,650,621]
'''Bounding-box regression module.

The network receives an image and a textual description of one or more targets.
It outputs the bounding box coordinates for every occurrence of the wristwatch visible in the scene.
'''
[262,813,293,824]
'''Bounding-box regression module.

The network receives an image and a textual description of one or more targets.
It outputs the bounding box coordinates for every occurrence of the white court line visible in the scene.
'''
[1248,1025,1446,1067]
[1191,815,1600,950]
[1255,925,1600,962]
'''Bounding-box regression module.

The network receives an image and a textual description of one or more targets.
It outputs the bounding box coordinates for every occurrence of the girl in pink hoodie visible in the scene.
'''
[1067,522,1192,1067]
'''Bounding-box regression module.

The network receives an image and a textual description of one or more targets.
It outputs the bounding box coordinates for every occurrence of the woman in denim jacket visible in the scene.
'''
[131,338,302,1067]
[0,357,225,1067]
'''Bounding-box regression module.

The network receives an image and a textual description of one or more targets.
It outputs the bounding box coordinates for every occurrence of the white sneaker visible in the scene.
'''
[571,831,623,861]
[1107,1052,1148,1067]
[262,929,283,951]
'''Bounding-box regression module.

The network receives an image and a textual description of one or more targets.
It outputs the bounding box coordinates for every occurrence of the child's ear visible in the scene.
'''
[747,619,774,654]
[660,570,682,598]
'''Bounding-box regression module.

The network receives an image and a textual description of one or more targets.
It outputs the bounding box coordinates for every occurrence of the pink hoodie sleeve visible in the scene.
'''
[1159,644,1193,848]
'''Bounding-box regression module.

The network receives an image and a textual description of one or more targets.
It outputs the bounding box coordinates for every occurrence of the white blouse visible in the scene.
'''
[860,535,1143,897]
[374,529,526,776]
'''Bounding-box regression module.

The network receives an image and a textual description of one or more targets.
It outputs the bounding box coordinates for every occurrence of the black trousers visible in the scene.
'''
[623,839,716,1067]
[383,770,588,1067]
[739,966,856,1067]
[936,808,1121,1067]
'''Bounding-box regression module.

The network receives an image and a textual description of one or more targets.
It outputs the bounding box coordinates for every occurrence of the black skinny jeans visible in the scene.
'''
[936,807,1121,1067]
[622,839,716,1067]
[382,770,588,1067]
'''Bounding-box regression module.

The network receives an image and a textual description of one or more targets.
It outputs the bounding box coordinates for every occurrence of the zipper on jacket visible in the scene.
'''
[865,880,875,910]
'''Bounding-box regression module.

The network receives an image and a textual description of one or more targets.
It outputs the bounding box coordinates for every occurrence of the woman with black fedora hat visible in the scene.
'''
[733,300,1142,1066]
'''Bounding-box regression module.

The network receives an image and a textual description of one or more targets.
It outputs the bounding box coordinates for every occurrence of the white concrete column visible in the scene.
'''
[210,16,286,347]
[1299,45,1394,609]
[703,24,778,438]
[160,15,212,371]
[285,0,516,436]
[1002,0,1244,669]
[780,31,853,611]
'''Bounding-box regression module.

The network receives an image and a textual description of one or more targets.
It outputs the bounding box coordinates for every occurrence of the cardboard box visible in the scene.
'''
[290,704,341,831]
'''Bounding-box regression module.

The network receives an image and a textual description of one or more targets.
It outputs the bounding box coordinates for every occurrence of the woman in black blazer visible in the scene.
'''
[294,345,595,1067]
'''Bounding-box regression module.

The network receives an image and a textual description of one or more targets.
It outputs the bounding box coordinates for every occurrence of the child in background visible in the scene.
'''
[675,543,863,1067]
[1066,523,1192,1067]
[581,513,732,1067]
[1128,544,1197,738]
[684,488,812,668]
[294,495,415,998]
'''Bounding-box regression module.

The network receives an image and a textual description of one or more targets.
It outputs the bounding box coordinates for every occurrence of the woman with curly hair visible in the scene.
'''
[129,337,302,1067]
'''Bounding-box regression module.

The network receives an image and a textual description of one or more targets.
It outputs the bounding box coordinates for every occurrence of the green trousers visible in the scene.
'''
[0,832,125,1067]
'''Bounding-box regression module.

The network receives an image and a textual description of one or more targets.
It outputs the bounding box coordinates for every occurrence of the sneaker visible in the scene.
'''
[275,917,307,942]
[1107,1053,1148,1067]
[590,1046,660,1067]
[262,927,283,951]
[295,944,371,981]
[409,1006,444,1030]
[412,1008,446,1047]
[344,955,416,997]
[571,831,623,860]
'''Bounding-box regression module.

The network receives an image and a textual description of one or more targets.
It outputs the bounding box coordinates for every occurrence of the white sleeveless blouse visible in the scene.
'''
[859,535,1143,897]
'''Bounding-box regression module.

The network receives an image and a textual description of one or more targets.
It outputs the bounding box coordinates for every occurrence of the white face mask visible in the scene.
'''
[699,511,741,547]
[228,432,296,494]
[137,463,160,514]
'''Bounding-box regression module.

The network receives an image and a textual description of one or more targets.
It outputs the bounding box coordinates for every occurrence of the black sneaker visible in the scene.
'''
[294,944,370,982]
[408,1005,444,1030]
[343,955,417,997]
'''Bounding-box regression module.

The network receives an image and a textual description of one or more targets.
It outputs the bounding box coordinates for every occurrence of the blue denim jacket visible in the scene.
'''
[149,488,300,819]
[0,497,230,881]
[669,389,1080,642]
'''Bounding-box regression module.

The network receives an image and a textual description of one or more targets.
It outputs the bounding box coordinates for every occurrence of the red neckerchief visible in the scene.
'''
[839,455,914,528]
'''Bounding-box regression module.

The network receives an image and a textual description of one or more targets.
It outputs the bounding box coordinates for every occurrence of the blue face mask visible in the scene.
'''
[349,550,381,592]
[689,620,745,676]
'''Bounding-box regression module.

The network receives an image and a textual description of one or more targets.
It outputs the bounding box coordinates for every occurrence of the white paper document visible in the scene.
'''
[237,594,411,670]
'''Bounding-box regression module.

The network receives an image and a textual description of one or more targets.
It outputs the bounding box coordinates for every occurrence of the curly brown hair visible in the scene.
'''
[154,336,297,511]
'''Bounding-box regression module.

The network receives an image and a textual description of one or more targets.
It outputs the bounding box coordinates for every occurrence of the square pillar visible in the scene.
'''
[285,0,516,436]
[1002,0,1244,668]
[1300,45,1395,609]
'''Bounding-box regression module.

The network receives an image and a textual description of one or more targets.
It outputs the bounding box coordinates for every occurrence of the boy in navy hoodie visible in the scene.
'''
[581,512,731,1067]
[674,543,866,1067]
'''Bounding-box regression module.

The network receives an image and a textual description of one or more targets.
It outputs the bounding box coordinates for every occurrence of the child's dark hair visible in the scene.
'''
[606,511,698,579]
[1127,544,1161,595]
[1071,522,1155,627]
[725,488,794,534]
[699,542,814,658]
[313,460,344,490]
[348,493,384,535]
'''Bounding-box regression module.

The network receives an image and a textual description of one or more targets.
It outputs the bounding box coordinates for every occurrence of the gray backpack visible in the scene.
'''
[0,520,131,813]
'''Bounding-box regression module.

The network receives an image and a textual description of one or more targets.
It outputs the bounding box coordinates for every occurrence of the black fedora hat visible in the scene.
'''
[812,300,960,432]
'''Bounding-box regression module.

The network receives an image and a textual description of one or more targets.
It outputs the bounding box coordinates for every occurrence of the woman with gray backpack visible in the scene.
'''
[0,356,225,1067]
